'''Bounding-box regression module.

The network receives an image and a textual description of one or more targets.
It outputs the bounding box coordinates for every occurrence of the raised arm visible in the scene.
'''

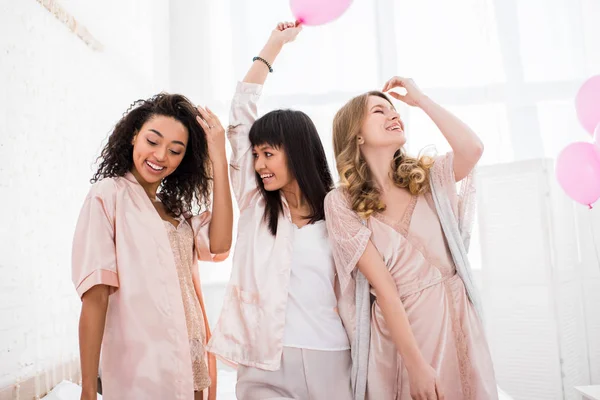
[383,76,484,182]
[228,21,303,210]
[197,106,233,254]
[244,21,302,84]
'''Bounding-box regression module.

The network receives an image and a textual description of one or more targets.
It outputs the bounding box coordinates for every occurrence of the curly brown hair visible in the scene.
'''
[332,91,433,219]
[91,93,212,217]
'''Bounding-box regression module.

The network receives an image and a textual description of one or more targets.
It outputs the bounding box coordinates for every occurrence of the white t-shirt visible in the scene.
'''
[282,220,351,351]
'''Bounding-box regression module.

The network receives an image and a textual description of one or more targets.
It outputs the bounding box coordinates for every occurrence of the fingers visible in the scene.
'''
[196,115,210,130]
[387,91,409,104]
[382,76,405,92]
[197,105,224,133]
[197,105,210,121]
[196,106,212,130]
[435,380,445,400]
[204,105,216,119]
[382,76,401,92]
[276,21,299,31]
[411,386,440,400]
[205,106,223,128]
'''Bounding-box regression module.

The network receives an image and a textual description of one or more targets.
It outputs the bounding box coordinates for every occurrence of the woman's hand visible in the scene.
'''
[383,75,484,181]
[382,76,428,107]
[407,361,445,400]
[269,21,303,46]
[197,106,226,164]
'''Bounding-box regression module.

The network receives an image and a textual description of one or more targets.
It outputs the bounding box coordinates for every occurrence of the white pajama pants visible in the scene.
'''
[236,347,352,400]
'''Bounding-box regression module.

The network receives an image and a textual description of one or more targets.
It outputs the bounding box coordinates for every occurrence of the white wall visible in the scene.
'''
[0,0,170,391]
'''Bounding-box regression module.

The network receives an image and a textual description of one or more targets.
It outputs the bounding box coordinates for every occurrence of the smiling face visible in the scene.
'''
[252,143,293,192]
[131,115,188,189]
[359,95,406,150]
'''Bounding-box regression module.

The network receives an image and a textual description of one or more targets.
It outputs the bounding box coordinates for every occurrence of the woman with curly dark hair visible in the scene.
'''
[72,93,233,400]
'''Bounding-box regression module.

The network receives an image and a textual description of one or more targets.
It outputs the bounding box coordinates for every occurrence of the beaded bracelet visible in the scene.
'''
[253,56,273,73]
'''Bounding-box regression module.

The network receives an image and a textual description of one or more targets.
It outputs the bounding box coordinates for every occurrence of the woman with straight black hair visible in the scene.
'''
[249,108,333,235]
[206,21,353,400]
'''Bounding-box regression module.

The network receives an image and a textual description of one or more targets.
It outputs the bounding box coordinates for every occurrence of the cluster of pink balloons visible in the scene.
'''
[290,0,352,26]
[556,75,600,208]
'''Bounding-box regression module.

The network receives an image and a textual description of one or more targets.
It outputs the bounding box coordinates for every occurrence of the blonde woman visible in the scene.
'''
[325,76,498,400]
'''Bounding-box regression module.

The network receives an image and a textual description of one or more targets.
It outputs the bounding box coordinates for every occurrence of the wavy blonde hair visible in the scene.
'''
[332,91,434,219]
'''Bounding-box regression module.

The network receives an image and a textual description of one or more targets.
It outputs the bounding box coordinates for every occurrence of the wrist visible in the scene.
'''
[415,94,433,109]
[209,151,228,166]
[266,33,286,49]
[403,350,428,373]
[81,382,98,395]
[262,35,285,58]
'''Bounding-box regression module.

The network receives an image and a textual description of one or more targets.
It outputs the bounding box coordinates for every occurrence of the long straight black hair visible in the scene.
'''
[249,109,334,235]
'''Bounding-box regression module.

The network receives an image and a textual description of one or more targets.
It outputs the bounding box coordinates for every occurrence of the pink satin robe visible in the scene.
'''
[325,153,498,399]
[207,82,312,370]
[72,172,218,400]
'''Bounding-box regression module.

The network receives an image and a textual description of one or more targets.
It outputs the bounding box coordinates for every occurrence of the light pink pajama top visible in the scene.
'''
[72,172,218,399]
[207,82,346,371]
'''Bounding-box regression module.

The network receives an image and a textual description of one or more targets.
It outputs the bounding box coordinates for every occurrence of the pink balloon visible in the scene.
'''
[594,123,600,148]
[290,0,352,26]
[575,75,600,135]
[556,142,600,207]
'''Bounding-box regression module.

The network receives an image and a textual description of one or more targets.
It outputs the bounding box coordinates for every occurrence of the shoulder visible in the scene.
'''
[325,187,350,207]
[431,152,454,173]
[86,177,121,199]
[325,187,357,218]
[82,177,126,218]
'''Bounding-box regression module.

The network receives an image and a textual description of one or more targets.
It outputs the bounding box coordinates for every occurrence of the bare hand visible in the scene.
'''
[196,106,226,163]
[408,362,445,400]
[382,76,427,107]
[270,21,303,45]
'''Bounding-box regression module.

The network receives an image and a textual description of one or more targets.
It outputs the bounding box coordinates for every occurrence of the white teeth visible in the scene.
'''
[146,161,164,171]
[387,125,402,131]
[260,173,274,179]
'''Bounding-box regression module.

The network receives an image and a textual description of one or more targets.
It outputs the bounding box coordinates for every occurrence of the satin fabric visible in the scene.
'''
[325,154,498,399]
[208,82,348,371]
[207,82,296,370]
[72,172,218,399]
